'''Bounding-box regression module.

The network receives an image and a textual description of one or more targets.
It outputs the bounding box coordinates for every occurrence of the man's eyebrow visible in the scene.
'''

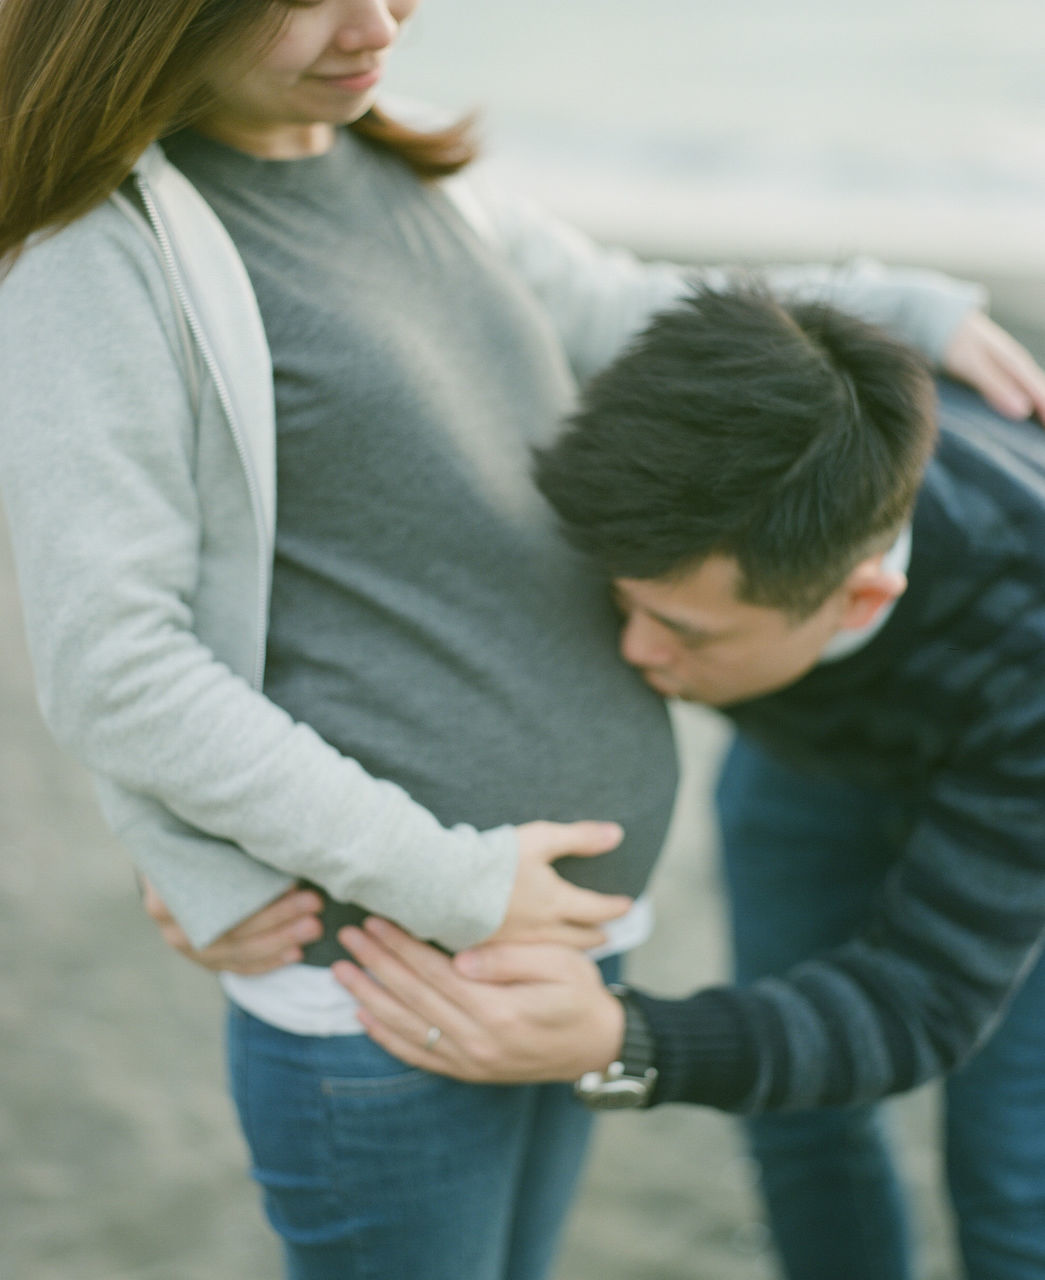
[646,609,717,643]
[615,595,720,644]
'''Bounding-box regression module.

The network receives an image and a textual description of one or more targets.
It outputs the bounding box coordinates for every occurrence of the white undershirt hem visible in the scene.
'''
[220,895,654,1036]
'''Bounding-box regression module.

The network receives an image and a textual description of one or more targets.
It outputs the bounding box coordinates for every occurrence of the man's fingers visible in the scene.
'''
[345,996,463,1079]
[337,922,476,1036]
[356,919,467,989]
[333,958,434,1044]
[491,922,608,949]
[455,942,590,985]
[330,962,459,1073]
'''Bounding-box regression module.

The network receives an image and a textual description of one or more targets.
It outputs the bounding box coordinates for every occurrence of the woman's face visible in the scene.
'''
[200,0,421,157]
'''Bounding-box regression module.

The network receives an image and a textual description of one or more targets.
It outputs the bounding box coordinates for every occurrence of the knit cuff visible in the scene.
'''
[631,986,759,1110]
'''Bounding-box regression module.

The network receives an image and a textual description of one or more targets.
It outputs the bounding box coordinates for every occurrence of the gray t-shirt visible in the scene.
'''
[163,127,676,900]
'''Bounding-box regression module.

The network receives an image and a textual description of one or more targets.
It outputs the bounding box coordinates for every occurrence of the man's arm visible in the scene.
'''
[332,748,1045,1114]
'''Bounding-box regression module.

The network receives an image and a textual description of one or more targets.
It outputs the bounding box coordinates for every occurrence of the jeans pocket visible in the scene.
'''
[320,1066,432,1096]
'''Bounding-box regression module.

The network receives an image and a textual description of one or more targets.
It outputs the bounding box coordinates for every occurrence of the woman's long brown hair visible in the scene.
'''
[0,0,477,265]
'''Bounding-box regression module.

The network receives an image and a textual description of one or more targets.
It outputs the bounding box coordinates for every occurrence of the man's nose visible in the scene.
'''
[619,612,673,669]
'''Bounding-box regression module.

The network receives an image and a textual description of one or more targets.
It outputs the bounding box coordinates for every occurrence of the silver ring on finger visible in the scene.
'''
[424,1025,443,1051]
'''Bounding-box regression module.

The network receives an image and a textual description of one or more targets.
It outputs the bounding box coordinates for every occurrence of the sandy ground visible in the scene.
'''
[4,281,1042,1280]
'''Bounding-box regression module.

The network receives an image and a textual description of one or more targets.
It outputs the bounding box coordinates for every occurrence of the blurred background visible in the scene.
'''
[5,2,1045,1277]
[386,0,1045,275]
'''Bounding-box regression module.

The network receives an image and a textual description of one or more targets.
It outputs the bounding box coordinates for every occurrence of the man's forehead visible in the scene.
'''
[614,555,743,609]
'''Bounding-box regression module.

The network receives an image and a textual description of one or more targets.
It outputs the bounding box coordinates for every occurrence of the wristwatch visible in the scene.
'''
[573,984,658,1110]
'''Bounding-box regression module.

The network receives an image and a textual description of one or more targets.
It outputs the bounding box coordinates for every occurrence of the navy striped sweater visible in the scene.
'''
[635,388,1045,1111]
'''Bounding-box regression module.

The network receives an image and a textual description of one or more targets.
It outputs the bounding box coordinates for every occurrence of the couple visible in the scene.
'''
[183,282,1045,1280]
[2,1,1044,1278]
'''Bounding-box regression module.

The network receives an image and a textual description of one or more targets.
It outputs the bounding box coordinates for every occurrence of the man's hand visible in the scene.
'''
[333,918,625,1083]
[943,311,1045,422]
[141,880,323,974]
[492,820,632,949]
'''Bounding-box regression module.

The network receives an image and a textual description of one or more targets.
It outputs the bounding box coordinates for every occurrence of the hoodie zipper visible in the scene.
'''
[134,173,271,693]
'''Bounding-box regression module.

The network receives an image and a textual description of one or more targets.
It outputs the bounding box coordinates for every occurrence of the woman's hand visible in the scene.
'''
[943,311,1045,422]
[141,880,324,974]
[142,816,630,970]
[334,918,624,1084]
[490,820,633,949]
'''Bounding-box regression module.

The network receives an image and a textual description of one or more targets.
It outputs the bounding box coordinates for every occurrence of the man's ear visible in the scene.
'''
[837,556,908,632]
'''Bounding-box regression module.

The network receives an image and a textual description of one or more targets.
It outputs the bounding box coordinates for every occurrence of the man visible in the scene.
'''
[324,286,1045,1280]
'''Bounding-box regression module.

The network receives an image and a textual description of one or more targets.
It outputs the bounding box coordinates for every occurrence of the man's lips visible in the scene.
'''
[638,668,677,695]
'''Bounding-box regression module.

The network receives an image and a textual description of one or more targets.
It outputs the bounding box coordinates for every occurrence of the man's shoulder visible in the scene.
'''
[932,383,1045,505]
[916,393,1045,581]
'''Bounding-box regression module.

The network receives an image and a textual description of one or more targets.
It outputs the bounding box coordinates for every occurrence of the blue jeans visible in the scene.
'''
[226,957,619,1280]
[717,736,1045,1280]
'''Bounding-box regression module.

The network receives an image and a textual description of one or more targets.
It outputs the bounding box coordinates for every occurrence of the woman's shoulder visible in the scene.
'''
[0,175,183,356]
[5,187,164,301]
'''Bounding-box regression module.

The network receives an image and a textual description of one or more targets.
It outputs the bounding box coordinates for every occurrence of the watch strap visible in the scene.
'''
[573,983,659,1109]
[608,983,657,1079]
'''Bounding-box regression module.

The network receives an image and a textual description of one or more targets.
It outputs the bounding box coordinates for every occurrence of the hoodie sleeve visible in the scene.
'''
[0,208,518,950]
[451,168,985,383]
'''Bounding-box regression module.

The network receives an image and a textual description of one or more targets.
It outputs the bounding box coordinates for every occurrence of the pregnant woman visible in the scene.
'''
[0,1,1035,1277]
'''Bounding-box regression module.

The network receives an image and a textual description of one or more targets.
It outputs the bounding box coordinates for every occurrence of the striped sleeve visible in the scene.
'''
[634,717,1045,1112]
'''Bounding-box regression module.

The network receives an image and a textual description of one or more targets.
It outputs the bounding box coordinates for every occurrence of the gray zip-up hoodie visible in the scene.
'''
[0,134,984,948]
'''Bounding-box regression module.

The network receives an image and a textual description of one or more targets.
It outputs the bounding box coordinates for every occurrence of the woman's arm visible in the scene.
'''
[455,170,1045,416]
[0,209,626,952]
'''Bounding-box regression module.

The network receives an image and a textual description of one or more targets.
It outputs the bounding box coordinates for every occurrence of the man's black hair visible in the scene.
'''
[535,283,937,617]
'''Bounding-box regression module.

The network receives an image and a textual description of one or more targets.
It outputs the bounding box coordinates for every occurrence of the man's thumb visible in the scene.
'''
[454,943,565,983]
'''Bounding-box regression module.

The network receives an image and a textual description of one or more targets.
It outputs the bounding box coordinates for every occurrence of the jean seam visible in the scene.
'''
[320,1067,433,1097]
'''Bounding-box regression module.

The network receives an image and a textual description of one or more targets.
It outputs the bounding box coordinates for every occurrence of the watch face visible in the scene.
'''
[574,1067,658,1110]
